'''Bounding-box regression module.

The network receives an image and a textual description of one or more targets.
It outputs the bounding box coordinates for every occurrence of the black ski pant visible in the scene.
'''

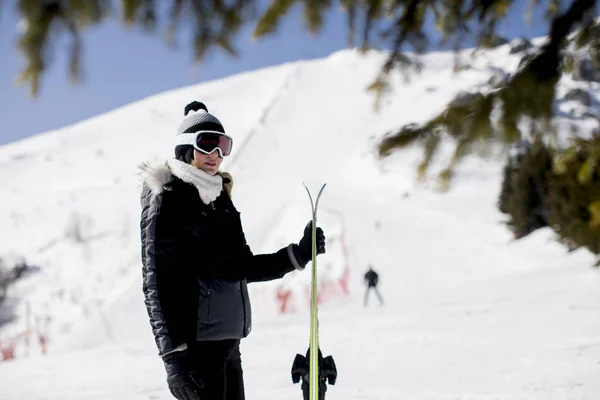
[189,339,245,400]
[364,286,383,306]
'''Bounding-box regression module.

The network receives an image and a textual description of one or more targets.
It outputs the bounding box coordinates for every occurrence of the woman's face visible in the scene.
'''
[193,149,223,175]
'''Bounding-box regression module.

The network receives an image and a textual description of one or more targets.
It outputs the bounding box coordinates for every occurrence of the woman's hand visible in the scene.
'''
[293,221,326,266]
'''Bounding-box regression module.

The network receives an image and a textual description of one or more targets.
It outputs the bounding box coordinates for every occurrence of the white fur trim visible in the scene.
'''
[138,160,172,196]
[139,159,223,205]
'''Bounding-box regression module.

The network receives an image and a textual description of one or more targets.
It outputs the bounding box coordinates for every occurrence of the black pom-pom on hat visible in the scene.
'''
[184,101,208,116]
[177,101,224,135]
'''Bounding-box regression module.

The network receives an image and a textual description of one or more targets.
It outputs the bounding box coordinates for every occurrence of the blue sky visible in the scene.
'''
[0,2,550,146]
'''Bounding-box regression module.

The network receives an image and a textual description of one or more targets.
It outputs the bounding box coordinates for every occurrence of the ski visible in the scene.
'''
[305,183,326,400]
[291,184,337,400]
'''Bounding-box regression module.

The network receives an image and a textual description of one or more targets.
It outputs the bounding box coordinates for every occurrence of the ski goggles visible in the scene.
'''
[175,131,233,157]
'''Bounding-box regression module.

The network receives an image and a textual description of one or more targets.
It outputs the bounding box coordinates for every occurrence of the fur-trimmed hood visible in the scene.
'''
[139,158,233,204]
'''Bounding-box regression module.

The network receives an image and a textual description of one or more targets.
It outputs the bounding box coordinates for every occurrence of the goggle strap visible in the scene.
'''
[175,131,232,145]
[175,133,195,147]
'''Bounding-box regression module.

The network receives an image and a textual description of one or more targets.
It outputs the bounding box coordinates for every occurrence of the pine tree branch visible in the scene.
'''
[378,0,598,188]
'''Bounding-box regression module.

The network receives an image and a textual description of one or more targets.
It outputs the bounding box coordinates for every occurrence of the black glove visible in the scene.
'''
[164,352,203,400]
[293,221,326,266]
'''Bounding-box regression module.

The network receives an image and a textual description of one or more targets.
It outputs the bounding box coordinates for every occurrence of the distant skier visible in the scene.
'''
[139,100,326,400]
[364,265,383,307]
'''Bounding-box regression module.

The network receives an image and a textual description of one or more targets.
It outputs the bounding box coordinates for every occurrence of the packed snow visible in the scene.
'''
[1,41,600,399]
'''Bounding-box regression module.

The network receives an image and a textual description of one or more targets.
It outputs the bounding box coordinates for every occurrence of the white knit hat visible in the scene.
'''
[174,101,226,162]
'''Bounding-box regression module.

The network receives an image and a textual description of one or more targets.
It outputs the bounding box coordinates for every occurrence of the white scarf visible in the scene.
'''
[167,158,223,205]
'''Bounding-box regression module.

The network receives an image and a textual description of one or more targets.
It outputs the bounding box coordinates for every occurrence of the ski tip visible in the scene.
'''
[301,182,328,189]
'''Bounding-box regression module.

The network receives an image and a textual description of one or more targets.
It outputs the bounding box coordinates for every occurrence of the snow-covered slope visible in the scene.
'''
[1,41,600,399]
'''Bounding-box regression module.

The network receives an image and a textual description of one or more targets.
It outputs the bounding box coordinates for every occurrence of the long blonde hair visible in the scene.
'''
[217,171,233,198]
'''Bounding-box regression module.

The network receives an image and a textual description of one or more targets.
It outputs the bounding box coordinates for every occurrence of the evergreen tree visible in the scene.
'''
[9,0,254,96]
[378,1,599,186]
[496,134,600,260]
[547,134,600,258]
[498,147,523,215]
[503,138,553,238]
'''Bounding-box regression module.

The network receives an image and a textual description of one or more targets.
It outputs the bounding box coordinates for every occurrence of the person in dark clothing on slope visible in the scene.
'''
[364,265,383,307]
[139,101,327,400]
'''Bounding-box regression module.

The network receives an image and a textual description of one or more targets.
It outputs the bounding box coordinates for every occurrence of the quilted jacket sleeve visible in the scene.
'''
[239,234,301,283]
[140,186,193,357]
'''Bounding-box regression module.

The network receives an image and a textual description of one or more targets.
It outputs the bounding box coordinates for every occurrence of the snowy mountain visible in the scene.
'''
[1,41,600,399]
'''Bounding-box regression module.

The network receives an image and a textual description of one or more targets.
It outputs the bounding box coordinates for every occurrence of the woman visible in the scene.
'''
[139,101,326,400]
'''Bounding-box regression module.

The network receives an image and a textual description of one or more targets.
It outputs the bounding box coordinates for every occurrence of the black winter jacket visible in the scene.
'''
[364,270,379,288]
[140,160,301,357]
